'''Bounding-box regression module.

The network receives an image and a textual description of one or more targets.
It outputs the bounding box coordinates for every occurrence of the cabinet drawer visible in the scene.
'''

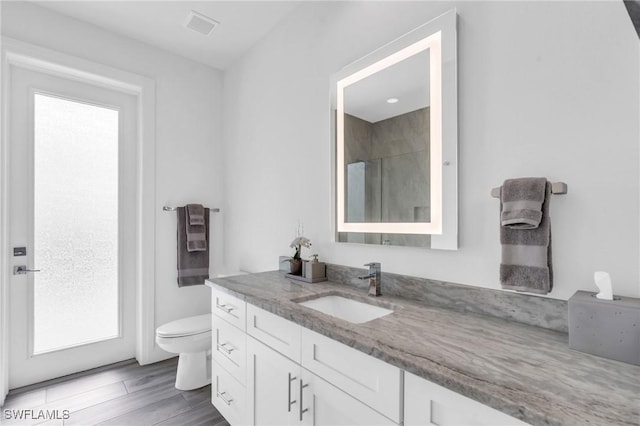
[212,286,246,331]
[404,372,528,426]
[301,369,396,426]
[214,316,247,384]
[213,361,247,426]
[247,304,301,362]
[301,328,401,423]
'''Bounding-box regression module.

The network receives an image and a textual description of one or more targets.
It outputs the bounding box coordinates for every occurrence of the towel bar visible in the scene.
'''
[163,205,221,212]
[491,182,567,198]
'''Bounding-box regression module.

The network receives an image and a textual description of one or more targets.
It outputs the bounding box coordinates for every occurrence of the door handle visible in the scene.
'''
[287,373,297,412]
[299,379,309,421]
[13,265,41,275]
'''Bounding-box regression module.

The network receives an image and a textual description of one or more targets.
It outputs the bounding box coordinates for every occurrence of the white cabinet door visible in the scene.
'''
[301,328,401,423]
[247,336,300,426]
[300,369,396,426]
[404,372,528,426]
[212,360,248,426]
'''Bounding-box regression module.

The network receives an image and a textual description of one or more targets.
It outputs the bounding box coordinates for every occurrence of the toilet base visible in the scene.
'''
[175,350,211,390]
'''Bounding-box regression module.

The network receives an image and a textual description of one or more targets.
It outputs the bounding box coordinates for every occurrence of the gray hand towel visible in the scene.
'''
[187,203,205,225]
[500,177,546,229]
[186,204,207,252]
[500,180,553,295]
[177,207,210,286]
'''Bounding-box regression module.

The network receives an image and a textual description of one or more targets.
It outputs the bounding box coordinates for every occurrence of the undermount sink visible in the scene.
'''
[297,294,393,324]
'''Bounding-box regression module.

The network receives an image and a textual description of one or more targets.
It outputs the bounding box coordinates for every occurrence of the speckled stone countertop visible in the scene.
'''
[206,271,640,426]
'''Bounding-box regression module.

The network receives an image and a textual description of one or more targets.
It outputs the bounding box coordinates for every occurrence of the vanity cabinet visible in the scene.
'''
[247,335,395,426]
[211,284,400,426]
[404,372,527,426]
[211,288,248,425]
[244,305,397,425]
[209,282,526,426]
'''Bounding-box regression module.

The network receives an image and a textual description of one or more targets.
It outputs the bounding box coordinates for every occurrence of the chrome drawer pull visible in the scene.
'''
[299,380,309,420]
[216,391,233,406]
[216,302,235,314]
[287,373,297,412]
[218,342,235,355]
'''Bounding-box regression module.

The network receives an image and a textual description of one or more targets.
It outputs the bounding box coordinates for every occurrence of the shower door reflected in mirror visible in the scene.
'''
[342,153,430,247]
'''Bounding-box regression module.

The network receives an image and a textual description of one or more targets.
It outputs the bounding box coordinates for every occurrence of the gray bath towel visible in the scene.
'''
[500,179,553,294]
[186,204,207,252]
[187,203,205,225]
[177,206,210,286]
[500,178,546,229]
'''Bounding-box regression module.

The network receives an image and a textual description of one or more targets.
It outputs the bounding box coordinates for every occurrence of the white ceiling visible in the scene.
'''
[31,1,301,70]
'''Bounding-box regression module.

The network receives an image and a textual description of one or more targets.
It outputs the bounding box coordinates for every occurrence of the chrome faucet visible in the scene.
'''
[358,262,381,297]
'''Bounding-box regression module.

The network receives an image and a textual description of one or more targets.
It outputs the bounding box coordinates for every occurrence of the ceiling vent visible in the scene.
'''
[184,10,219,36]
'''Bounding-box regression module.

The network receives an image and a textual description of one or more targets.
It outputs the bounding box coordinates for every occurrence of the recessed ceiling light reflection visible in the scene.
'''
[386,97,399,104]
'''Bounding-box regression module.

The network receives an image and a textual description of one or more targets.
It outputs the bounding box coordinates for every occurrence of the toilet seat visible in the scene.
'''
[156,313,211,338]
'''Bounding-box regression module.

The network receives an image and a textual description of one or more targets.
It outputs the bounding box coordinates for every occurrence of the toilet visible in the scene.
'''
[156,313,212,390]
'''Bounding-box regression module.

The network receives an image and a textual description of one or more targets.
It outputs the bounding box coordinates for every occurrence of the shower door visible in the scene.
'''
[8,66,137,388]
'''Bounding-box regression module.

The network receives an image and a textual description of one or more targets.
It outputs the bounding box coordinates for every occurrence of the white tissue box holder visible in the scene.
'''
[568,290,640,365]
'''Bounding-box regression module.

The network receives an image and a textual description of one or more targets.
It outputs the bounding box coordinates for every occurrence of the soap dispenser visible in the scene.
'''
[304,254,327,281]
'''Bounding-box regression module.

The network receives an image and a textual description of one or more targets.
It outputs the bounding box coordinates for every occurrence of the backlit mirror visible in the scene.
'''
[332,9,458,249]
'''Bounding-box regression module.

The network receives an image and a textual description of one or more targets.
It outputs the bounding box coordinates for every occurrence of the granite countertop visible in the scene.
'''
[207,271,640,426]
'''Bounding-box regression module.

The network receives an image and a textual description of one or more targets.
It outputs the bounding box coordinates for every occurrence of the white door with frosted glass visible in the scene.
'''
[9,66,137,388]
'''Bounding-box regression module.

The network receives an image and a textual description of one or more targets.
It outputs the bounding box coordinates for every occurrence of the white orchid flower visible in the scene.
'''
[290,236,312,248]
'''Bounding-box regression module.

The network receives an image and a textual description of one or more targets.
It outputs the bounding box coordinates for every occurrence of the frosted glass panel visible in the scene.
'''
[33,93,119,354]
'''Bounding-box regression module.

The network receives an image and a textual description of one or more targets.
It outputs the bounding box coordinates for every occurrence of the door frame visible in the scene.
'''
[0,37,157,404]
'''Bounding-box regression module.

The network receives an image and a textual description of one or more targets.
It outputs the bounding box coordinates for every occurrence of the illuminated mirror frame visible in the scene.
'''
[332,9,457,249]
[337,32,442,235]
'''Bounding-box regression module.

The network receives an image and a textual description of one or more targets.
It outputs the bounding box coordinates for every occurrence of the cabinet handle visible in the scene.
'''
[216,391,234,406]
[299,379,309,421]
[217,342,235,355]
[287,373,297,412]
[429,400,439,425]
[216,302,235,314]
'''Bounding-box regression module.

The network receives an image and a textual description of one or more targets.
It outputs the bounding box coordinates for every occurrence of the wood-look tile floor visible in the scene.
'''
[2,358,230,426]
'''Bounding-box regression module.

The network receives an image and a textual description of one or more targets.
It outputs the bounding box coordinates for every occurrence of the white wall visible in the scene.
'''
[1,2,223,353]
[223,1,640,299]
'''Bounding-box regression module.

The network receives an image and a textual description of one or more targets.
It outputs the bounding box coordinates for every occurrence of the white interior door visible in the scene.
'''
[9,65,137,389]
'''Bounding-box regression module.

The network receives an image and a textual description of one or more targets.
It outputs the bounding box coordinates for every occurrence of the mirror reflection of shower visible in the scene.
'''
[339,48,432,246]
[343,120,431,247]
